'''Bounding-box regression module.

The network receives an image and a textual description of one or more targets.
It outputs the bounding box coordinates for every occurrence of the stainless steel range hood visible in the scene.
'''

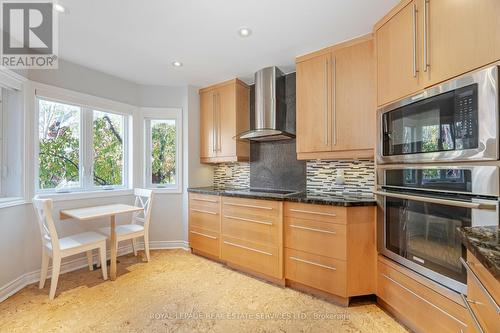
[239,66,295,141]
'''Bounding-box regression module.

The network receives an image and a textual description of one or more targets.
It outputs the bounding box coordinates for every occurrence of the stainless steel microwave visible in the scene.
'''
[377,66,499,164]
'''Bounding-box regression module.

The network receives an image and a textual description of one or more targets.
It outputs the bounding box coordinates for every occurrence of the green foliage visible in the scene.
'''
[151,121,176,184]
[38,126,79,189]
[93,115,123,186]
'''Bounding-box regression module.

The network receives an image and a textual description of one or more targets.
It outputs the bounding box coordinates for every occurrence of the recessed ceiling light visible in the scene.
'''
[54,4,66,13]
[172,61,183,67]
[238,27,252,37]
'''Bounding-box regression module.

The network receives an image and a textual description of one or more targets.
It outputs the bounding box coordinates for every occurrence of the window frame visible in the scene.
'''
[142,108,182,193]
[34,94,131,194]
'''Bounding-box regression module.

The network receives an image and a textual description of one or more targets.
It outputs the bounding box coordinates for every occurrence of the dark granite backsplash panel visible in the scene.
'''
[250,140,306,191]
[249,72,306,191]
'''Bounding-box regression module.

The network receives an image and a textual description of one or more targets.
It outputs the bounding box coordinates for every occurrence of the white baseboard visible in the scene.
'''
[0,240,190,303]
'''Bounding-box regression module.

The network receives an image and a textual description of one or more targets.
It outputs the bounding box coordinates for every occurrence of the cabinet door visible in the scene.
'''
[216,84,237,158]
[200,91,216,159]
[333,39,375,152]
[296,53,333,153]
[376,1,423,106]
[422,0,500,87]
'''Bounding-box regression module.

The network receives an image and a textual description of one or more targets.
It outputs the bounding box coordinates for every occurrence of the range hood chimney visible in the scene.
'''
[239,66,295,141]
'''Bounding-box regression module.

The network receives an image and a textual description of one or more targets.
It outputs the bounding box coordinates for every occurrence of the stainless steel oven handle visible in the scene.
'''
[374,191,497,210]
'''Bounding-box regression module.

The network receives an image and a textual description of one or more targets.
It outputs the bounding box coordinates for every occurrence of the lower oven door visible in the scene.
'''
[376,190,499,294]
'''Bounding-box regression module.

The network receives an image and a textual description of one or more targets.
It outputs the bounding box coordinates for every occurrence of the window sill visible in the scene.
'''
[150,188,182,194]
[0,197,28,209]
[35,188,134,202]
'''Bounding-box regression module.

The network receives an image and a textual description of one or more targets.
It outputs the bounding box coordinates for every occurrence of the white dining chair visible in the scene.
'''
[33,197,108,299]
[98,188,154,262]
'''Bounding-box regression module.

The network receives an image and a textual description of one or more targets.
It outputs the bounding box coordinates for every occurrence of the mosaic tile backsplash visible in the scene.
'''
[306,160,375,196]
[213,160,375,197]
[213,162,250,189]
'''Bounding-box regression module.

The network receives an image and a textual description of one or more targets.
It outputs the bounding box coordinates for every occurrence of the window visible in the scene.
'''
[144,113,181,191]
[36,96,129,193]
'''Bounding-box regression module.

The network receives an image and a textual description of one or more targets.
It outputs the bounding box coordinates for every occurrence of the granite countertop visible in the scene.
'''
[459,226,500,279]
[187,187,376,207]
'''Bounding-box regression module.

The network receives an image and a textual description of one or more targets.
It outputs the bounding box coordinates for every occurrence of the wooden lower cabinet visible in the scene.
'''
[220,197,283,281]
[462,251,500,333]
[284,202,376,305]
[377,256,470,333]
[188,193,221,259]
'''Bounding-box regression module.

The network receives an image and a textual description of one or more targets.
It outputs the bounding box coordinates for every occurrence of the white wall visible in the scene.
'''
[0,61,212,300]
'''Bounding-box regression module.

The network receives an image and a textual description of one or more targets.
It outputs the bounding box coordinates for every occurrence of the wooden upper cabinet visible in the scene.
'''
[296,52,332,154]
[334,39,375,153]
[375,1,422,107]
[199,79,250,164]
[296,36,375,160]
[375,0,500,106]
[422,0,500,87]
[200,90,216,159]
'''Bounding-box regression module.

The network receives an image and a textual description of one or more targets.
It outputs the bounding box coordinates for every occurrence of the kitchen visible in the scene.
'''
[0,1,499,332]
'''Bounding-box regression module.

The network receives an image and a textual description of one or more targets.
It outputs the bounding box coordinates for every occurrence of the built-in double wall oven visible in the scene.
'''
[376,166,499,293]
[376,65,500,294]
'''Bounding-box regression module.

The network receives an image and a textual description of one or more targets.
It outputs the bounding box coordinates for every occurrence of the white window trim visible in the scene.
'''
[33,82,136,197]
[142,107,182,194]
[0,68,27,208]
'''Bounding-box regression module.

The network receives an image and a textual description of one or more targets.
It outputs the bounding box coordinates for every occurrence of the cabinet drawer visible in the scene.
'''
[284,202,346,224]
[221,235,280,278]
[466,266,500,333]
[467,251,500,305]
[285,248,346,297]
[189,207,220,232]
[190,194,219,208]
[189,226,220,258]
[222,213,278,246]
[223,197,281,221]
[378,258,468,333]
[284,217,346,259]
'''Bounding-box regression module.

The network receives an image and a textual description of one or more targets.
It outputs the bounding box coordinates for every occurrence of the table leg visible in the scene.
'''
[110,215,117,280]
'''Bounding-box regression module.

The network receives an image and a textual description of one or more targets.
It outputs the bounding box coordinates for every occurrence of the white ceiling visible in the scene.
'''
[58,0,398,87]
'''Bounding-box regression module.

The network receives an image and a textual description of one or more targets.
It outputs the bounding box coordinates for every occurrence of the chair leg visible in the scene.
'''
[86,250,94,271]
[49,256,61,300]
[99,245,108,280]
[131,238,137,256]
[144,234,150,262]
[39,249,50,289]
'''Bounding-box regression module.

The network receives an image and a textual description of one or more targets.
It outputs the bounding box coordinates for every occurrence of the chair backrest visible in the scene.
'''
[32,196,59,252]
[132,188,153,231]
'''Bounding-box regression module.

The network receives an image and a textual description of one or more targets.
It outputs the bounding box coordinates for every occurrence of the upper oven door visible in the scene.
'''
[377,65,499,164]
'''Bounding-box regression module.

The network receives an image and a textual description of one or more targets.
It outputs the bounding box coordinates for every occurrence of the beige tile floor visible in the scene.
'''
[0,250,408,333]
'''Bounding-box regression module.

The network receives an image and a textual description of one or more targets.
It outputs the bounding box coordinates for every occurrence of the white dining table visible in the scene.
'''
[60,204,143,280]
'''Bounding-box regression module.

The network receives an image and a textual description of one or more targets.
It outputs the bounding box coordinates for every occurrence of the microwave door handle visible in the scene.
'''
[373,191,497,210]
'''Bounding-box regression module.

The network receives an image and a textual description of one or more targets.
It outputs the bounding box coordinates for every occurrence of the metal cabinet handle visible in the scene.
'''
[289,208,337,217]
[460,294,485,333]
[412,2,418,78]
[290,224,336,235]
[192,197,219,203]
[324,56,329,145]
[223,241,273,256]
[374,191,497,210]
[423,0,430,72]
[190,230,217,240]
[289,256,336,271]
[224,215,273,226]
[460,257,500,313]
[190,208,217,215]
[382,273,467,327]
[332,55,337,146]
[224,202,273,210]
